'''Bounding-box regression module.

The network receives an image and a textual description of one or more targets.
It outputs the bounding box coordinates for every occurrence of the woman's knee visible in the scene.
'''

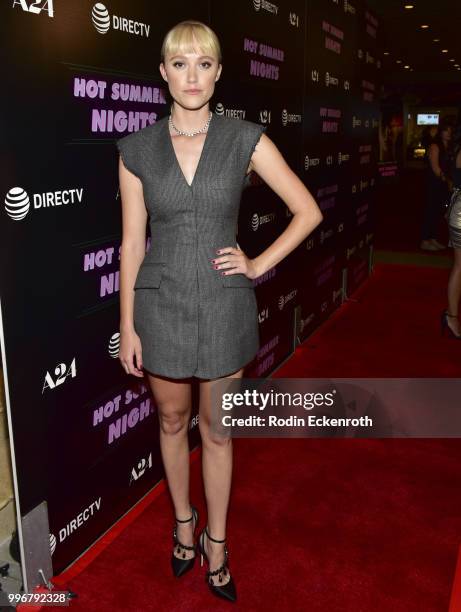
[199,417,232,447]
[157,406,190,436]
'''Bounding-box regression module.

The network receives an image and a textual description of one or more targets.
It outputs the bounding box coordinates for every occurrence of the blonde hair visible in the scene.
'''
[161,20,222,64]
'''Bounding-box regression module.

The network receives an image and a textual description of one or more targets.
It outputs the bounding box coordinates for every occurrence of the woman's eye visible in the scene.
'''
[171,61,212,69]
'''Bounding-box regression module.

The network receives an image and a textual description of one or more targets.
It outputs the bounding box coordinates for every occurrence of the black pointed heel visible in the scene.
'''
[198,526,237,603]
[441,310,461,339]
[171,505,199,578]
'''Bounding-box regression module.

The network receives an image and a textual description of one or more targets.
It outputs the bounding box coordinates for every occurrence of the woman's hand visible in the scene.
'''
[211,245,260,280]
[119,327,144,377]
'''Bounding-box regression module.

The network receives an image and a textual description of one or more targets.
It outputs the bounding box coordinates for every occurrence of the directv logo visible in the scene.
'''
[305,155,320,170]
[4,186,84,220]
[281,109,302,126]
[325,72,339,87]
[253,0,279,15]
[91,3,150,37]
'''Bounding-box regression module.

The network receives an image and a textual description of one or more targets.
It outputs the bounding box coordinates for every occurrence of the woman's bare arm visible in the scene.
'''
[119,157,148,334]
[248,133,323,277]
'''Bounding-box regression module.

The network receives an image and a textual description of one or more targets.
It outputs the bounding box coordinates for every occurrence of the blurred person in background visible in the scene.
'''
[420,120,453,251]
[442,124,461,339]
[421,125,438,155]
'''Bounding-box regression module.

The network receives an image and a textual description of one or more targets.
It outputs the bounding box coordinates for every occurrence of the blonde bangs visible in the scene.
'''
[161,20,221,63]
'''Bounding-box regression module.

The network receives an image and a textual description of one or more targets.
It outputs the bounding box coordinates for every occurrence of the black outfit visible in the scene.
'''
[453,163,461,189]
[421,141,452,241]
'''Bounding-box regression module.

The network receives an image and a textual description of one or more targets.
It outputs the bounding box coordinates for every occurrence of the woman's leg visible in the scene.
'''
[447,247,461,335]
[198,367,244,585]
[146,373,195,559]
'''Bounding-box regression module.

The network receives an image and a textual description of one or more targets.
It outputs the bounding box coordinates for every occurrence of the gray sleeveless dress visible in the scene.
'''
[116,113,266,379]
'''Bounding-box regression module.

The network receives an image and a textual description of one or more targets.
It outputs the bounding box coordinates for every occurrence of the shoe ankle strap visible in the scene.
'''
[205,526,226,543]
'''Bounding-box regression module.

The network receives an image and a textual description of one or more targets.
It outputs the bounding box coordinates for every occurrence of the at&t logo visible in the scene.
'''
[278,289,297,310]
[49,533,57,555]
[13,0,54,17]
[338,151,350,164]
[4,186,84,220]
[325,72,339,87]
[92,3,110,33]
[305,155,320,170]
[251,211,275,231]
[108,333,120,358]
[344,0,356,14]
[91,3,150,37]
[253,0,279,15]
[281,109,302,126]
[214,102,246,119]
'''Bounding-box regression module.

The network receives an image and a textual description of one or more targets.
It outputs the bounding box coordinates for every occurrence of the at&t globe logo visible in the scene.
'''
[91,3,150,37]
[5,187,30,220]
[91,3,110,34]
[108,332,120,358]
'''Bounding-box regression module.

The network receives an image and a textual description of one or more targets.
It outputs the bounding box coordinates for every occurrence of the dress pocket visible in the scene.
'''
[134,262,165,289]
[221,272,254,288]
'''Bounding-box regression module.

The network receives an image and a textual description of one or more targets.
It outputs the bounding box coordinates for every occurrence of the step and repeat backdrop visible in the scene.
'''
[1,0,379,574]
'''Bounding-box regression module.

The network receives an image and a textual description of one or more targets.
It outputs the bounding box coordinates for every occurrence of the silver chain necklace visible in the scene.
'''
[169,111,212,137]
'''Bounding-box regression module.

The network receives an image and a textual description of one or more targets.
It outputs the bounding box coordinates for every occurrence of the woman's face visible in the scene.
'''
[160,44,222,111]
[441,126,452,141]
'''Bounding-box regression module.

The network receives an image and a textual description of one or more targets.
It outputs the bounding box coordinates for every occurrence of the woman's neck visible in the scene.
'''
[169,105,211,132]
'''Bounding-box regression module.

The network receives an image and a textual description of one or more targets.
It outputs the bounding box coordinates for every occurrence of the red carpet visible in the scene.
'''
[30,169,461,611]
[35,437,461,611]
[277,262,461,378]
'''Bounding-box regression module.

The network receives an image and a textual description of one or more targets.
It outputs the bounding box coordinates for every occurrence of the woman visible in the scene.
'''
[116,20,323,602]
[442,125,461,338]
[420,120,453,251]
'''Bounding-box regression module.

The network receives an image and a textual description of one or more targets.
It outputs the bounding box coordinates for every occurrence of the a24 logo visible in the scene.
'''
[43,358,76,393]
[13,0,54,17]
